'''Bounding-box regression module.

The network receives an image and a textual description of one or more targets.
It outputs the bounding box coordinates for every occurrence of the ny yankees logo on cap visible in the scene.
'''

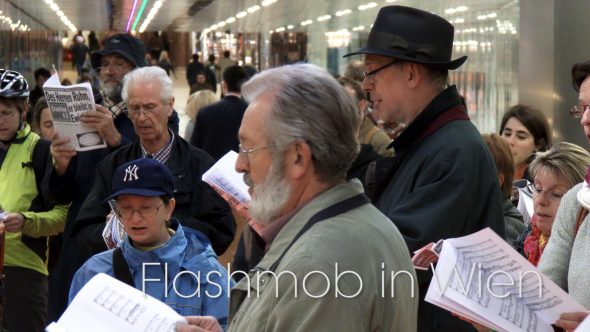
[124,164,139,182]
[107,158,176,201]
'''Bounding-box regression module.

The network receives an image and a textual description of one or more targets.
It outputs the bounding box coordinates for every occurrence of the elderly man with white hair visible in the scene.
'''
[66,66,235,268]
[179,63,418,332]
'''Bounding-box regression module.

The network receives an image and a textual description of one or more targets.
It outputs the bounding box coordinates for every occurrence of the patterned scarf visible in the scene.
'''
[523,214,549,266]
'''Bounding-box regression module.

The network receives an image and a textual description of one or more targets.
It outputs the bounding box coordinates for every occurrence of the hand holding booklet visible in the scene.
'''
[425,228,585,332]
[42,72,106,151]
[46,273,186,332]
[202,151,251,221]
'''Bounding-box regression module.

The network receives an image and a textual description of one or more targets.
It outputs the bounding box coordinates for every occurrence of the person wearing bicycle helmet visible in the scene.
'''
[0,68,67,331]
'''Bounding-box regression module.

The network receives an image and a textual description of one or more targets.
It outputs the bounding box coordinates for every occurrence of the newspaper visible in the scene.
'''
[425,228,585,332]
[42,73,106,151]
[46,273,186,332]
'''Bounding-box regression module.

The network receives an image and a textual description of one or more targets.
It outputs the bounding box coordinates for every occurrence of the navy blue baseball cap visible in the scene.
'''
[107,158,175,200]
[91,33,147,71]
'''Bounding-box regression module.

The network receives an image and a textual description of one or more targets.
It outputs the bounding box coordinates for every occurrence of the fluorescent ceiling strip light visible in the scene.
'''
[131,0,148,32]
[126,0,139,32]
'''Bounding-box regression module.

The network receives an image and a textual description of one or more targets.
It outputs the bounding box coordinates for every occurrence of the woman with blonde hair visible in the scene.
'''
[184,89,218,139]
[515,141,590,266]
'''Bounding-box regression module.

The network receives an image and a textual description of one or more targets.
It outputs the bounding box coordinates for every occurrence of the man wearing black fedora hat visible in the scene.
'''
[345,5,505,332]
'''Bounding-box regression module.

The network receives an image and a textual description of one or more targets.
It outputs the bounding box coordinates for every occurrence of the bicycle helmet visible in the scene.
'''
[0,69,30,98]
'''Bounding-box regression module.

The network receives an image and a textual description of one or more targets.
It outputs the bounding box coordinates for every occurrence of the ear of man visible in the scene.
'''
[286,141,313,180]
[406,62,423,89]
[166,96,175,117]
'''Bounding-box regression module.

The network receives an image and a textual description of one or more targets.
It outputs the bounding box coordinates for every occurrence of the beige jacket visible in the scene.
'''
[228,180,418,332]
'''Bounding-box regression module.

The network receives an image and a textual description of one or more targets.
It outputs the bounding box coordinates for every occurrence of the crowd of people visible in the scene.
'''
[1,4,590,332]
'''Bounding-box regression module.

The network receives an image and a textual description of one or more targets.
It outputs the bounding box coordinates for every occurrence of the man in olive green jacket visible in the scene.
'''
[179,63,418,331]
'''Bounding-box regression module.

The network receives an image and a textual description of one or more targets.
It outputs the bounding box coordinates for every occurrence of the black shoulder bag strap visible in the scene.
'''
[268,193,370,272]
[30,138,51,190]
[112,247,135,287]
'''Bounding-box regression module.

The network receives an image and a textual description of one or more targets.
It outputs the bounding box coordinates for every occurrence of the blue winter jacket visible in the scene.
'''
[69,219,232,327]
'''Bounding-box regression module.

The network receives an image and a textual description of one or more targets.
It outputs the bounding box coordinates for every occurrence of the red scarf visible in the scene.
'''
[523,215,549,266]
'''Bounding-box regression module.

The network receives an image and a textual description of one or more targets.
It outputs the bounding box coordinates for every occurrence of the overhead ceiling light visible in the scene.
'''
[131,0,149,32]
[139,0,166,32]
[287,24,294,29]
[454,18,465,23]
[211,24,218,29]
[358,2,378,11]
[456,6,468,11]
[236,11,247,18]
[42,0,77,31]
[444,8,456,14]
[352,25,365,31]
[247,5,260,13]
[275,27,285,32]
[217,21,226,27]
[126,0,139,32]
[261,0,277,6]
[385,0,397,2]
[317,15,332,22]
[300,19,313,26]
[226,17,236,23]
[335,9,352,16]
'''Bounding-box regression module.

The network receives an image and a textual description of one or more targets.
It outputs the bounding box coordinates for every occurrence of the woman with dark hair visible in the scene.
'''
[499,104,552,181]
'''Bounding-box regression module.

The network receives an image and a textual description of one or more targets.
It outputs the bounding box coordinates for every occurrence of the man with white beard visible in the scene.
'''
[178,63,418,332]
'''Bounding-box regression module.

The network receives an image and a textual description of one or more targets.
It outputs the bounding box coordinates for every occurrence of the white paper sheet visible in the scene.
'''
[575,314,590,331]
[425,228,585,332]
[46,273,186,332]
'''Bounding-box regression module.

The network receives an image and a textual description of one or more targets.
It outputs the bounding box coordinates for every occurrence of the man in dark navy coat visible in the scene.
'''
[345,6,505,332]
[190,65,249,160]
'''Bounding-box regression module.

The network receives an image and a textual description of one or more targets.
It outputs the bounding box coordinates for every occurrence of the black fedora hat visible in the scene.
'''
[344,5,467,70]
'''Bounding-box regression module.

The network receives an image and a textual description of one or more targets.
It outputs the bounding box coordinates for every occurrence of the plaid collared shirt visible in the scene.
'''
[100,92,127,119]
[140,128,175,164]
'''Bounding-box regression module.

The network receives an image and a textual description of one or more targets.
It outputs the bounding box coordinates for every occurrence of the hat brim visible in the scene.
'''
[91,49,140,71]
[106,188,167,201]
[344,46,467,70]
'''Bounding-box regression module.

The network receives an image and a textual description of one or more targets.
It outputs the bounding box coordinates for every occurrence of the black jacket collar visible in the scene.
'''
[392,85,465,153]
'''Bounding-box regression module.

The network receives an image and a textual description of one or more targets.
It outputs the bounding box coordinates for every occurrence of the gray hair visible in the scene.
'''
[529,141,590,188]
[242,63,360,184]
[122,66,173,103]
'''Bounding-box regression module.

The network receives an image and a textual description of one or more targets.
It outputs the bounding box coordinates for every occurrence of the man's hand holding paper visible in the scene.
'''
[81,104,121,147]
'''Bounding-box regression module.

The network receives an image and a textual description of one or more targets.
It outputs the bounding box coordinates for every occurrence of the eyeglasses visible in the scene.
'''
[0,110,17,121]
[127,104,161,119]
[527,183,565,202]
[363,60,400,85]
[115,202,164,219]
[570,104,590,118]
[96,61,129,73]
[238,144,270,163]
